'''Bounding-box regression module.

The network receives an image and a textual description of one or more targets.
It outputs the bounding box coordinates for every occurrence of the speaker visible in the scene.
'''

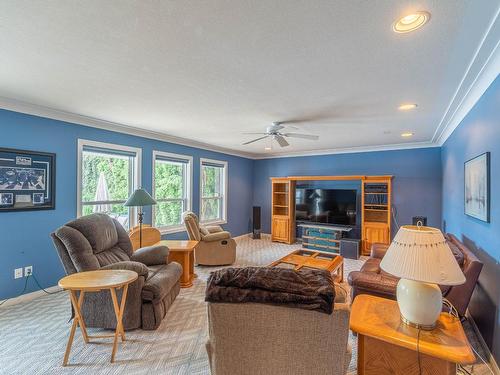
[252,206,261,239]
[340,239,360,260]
[412,216,427,226]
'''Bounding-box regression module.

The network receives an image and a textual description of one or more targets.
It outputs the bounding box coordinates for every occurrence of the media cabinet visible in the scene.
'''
[270,175,393,255]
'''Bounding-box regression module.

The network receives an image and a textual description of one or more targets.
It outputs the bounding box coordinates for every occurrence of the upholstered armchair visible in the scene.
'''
[51,213,182,330]
[182,211,236,266]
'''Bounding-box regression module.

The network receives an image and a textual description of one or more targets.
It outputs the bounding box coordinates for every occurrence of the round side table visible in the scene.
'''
[58,269,138,366]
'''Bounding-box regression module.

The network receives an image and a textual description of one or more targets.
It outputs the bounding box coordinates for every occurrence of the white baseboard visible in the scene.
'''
[0,285,61,308]
[466,310,500,374]
[234,232,272,240]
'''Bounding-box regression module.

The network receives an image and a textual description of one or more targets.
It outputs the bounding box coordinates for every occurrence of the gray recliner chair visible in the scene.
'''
[51,213,182,330]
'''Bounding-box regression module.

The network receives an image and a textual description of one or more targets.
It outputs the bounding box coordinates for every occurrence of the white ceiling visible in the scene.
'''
[0,1,499,158]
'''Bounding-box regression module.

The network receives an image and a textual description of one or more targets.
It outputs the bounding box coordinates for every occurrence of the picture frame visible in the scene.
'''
[464,152,490,222]
[0,147,56,212]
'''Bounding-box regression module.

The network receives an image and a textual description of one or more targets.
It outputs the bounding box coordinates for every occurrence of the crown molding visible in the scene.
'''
[0,96,443,161]
[433,7,500,145]
[0,96,259,160]
[254,141,439,160]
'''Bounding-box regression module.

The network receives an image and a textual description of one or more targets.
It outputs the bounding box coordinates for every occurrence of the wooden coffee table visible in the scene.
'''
[58,269,138,366]
[269,249,344,282]
[156,240,199,288]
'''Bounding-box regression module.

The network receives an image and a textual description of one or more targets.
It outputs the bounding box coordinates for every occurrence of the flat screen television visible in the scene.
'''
[295,188,357,226]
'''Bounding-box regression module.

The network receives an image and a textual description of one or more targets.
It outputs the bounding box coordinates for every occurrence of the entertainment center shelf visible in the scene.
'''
[270,175,392,255]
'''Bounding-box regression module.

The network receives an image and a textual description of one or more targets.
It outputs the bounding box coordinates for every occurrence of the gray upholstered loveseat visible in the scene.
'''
[51,213,182,330]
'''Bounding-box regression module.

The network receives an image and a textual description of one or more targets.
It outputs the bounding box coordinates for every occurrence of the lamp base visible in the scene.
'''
[396,278,442,331]
[400,314,437,331]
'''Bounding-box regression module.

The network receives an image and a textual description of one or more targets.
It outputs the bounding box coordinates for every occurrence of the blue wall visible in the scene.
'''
[442,74,500,362]
[253,147,443,235]
[0,109,254,300]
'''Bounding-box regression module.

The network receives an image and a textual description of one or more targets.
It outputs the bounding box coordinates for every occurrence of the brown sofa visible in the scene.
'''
[206,284,352,375]
[182,211,236,266]
[51,213,182,330]
[348,233,483,317]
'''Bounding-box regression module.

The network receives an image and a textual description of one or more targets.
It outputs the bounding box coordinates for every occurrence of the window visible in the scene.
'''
[200,158,227,224]
[152,151,192,233]
[77,139,141,229]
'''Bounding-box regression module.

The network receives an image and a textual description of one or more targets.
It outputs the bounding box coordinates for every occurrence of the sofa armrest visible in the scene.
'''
[203,231,231,242]
[205,225,224,233]
[130,245,169,266]
[370,243,390,259]
[347,271,398,297]
[101,260,149,279]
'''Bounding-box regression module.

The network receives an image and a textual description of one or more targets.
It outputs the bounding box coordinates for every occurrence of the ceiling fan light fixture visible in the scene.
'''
[398,103,418,111]
[393,11,430,33]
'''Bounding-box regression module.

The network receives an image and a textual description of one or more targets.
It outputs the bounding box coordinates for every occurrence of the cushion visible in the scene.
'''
[66,213,118,253]
[360,258,382,274]
[95,245,131,267]
[448,242,465,268]
[200,227,210,236]
[131,245,169,266]
[54,226,100,272]
[142,262,183,302]
[203,231,231,242]
[182,211,201,241]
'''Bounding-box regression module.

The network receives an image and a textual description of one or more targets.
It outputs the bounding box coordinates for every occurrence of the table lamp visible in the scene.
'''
[380,225,465,330]
[124,188,157,247]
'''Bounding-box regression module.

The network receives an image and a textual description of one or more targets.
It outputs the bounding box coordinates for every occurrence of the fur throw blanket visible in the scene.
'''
[205,266,335,314]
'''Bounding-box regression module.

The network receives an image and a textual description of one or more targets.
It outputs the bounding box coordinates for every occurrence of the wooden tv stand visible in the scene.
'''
[270,175,392,255]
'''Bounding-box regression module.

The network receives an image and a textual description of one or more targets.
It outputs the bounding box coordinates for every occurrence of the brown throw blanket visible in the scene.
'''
[205,266,335,314]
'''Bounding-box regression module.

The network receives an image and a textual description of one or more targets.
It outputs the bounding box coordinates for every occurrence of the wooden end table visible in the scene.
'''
[269,249,344,282]
[350,294,475,375]
[157,240,199,288]
[58,269,138,366]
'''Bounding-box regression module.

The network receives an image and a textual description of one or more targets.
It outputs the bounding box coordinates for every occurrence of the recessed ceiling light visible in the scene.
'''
[393,11,430,33]
[264,147,272,151]
[398,103,418,111]
[401,132,414,137]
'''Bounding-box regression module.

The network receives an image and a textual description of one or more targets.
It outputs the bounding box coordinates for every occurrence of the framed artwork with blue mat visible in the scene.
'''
[0,148,56,212]
[464,152,490,222]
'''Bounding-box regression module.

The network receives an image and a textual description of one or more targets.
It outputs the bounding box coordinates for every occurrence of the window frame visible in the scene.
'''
[199,158,228,225]
[152,150,193,234]
[77,139,142,228]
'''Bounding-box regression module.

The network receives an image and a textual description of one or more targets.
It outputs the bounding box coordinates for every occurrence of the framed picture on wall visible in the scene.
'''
[0,147,56,212]
[464,152,490,222]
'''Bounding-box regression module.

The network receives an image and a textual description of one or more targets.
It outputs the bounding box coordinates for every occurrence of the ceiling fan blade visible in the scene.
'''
[274,135,289,147]
[242,135,269,145]
[242,132,268,135]
[283,133,319,140]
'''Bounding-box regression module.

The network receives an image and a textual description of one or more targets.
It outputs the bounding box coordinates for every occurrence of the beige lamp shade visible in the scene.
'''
[380,225,465,286]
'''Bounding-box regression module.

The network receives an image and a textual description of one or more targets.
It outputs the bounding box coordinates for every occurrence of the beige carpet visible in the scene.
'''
[0,235,491,374]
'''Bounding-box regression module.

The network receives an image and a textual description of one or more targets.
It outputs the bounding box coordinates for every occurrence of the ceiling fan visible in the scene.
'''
[242,122,319,147]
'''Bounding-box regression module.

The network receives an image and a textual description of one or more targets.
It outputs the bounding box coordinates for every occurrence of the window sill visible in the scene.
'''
[158,225,186,235]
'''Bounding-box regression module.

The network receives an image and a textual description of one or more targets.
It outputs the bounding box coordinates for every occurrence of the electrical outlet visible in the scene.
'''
[25,266,33,277]
[14,268,23,279]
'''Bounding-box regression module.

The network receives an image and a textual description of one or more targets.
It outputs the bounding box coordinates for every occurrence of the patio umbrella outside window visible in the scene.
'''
[94,172,112,213]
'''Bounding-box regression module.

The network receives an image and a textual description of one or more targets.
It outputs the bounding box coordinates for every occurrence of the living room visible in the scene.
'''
[0,1,499,374]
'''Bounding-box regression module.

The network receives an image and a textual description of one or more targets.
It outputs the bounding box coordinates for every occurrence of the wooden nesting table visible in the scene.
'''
[156,240,199,288]
[58,269,138,366]
[350,294,475,375]
[269,249,344,282]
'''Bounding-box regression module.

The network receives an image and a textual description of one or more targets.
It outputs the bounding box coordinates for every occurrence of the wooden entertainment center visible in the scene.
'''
[271,175,393,255]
